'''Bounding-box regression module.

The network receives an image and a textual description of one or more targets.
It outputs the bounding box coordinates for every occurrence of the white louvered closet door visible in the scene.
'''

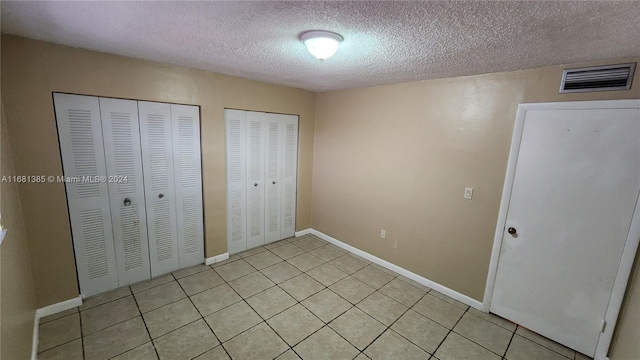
[139,101,180,277]
[246,111,266,249]
[264,113,282,244]
[225,109,247,254]
[280,115,299,238]
[171,104,204,268]
[54,93,119,298]
[99,98,151,286]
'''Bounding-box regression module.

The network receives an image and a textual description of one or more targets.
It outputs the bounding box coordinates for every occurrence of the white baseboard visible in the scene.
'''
[32,295,83,359]
[294,229,312,237]
[31,316,39,360]
[205,253,229,266]
[306,228,484,310]
[35,295,83,319]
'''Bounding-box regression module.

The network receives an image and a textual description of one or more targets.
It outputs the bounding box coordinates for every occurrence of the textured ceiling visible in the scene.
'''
[1,1,639,92]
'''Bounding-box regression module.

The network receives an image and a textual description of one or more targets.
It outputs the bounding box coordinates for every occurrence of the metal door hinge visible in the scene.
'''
[600,320,607,333]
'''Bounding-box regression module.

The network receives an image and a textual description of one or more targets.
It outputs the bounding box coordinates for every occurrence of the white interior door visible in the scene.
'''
[225,109,247,254]
[99,97,151,286]
[246,111,266,249]
[264,113,282,243]
[171,104,204,268]
[280,114,298,238]
[491,104,640,356]
[139,101,179,277]
[54,93,118,298]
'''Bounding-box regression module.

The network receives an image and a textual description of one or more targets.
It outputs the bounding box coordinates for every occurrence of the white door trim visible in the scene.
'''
[482,99,640,360]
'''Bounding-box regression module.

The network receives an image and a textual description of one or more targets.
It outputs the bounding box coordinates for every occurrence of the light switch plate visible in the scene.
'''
[464,187,473,200]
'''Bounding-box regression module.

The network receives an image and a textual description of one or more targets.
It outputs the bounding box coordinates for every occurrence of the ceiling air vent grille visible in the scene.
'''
[559,63,635,93]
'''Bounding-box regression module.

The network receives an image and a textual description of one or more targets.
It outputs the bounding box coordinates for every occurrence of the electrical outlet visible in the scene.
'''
[380,229,386,239]
[393,239,398,249]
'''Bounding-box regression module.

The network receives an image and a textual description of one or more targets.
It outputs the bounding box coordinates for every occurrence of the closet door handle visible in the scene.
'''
[254,183,258,187]
[272,181,276,185]
[158,193,164,198]
[124,198,131,206]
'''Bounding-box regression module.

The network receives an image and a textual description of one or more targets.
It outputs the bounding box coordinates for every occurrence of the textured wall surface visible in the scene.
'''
[1,1,638,91]
[0,35,316,307]
[1,101,38,360]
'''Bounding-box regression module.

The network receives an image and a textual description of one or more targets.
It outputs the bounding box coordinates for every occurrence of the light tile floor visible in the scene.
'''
[37,235,594,360]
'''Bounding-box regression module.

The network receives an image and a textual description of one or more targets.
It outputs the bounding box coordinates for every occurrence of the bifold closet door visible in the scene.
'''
[54,93,118,298]
[264,113,282,243]
[99,98,151,286]
[171,104,204,268]
[280,115,298,238]
[138,101,180,277]
[225,109,248,253]
[246,111,266,248]
[225,109,299,254]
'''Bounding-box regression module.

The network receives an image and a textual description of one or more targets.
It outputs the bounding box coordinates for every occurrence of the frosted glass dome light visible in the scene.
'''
[301,30,343,60]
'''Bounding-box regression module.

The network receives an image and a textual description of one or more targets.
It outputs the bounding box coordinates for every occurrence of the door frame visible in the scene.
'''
[482,100,640,359]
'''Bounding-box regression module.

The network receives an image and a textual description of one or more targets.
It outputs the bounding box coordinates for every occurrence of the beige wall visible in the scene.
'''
[1,100,38,359]
[0,34,316,307]
[313,59,639,357]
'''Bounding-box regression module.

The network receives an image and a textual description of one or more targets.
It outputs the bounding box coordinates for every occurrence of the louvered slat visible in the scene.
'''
[265,114,282,243]
[171,105,204,268]
[560,63,635,93]
[54,93,119,298]
[139,101,180,277]
[100,97,151,286]
[280,115,298,238]
[154,199,174,261]
[225,110,247,254]
[81,209,110,279]
[246,112,265,248]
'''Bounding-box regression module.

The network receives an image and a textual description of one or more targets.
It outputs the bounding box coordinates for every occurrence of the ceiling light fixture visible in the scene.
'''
[300,30,343,60]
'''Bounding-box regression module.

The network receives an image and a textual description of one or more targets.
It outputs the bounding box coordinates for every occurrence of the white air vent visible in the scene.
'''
[560,63,635,93]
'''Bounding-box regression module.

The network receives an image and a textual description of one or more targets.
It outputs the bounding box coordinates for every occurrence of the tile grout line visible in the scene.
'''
[307,238,538,359]
[357,288,428,357]
[231,241,370,357]
[509,330,577,360]
[35,312,82,356]
[217,268,292,358]
[138,274,173,360]
[42,238,372,358]
[283,243,439,357]
[175,272,232,360]
[216,248,302,357]
[66,235,582,360]
[502,324,519,360]
[91,286,160,360]
[79,294,130,313]
[78,307,86,360]
[430,301,470,358]
[288,255,405,357]
[81,330,85,360]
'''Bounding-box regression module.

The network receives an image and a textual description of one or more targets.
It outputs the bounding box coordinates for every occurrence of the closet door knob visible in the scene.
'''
[254,183,258,187]
[124,198,131,206]
[158,193,164,198]
[272,181,276,185]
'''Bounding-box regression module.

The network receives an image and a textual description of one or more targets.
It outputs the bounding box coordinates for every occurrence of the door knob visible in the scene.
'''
[272,181,276,185]
[508,227,517,235]
[158,193,164,198]
[124,198,131,206]
[254,183,258,187]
